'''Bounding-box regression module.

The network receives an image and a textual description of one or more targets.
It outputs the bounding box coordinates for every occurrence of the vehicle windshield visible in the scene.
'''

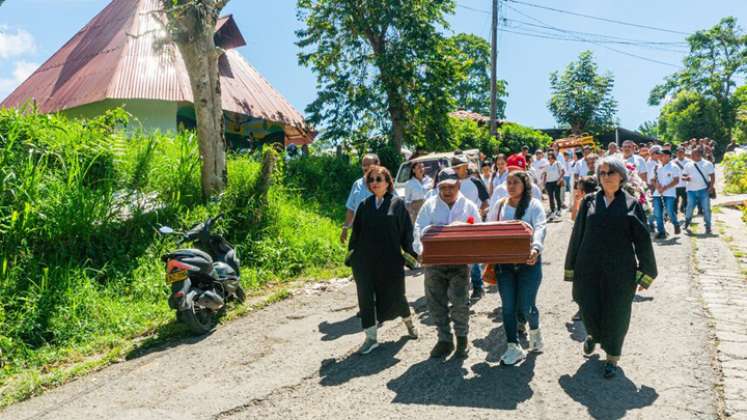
[396,159,446,184]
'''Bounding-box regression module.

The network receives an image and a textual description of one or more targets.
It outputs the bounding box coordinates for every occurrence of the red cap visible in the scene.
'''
[506,153,527,170]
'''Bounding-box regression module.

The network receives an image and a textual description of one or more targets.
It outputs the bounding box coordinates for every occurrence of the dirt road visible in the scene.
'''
[0,218,720,420]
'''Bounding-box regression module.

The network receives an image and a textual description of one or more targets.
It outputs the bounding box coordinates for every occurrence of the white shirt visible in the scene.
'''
[491,170,509,191]
[682,159,715,192]
[413,192,482,255]
[623,154,647,174]
[543,161,563,183]
[652,161,680,198]
[459,177,481,206]
[534,158,549,174]
[404,176,432,204]
[489,181,543,207]
[646,159,659,185]
[671,158,690,188]
[485,197,547,253]
[576,158,591,177]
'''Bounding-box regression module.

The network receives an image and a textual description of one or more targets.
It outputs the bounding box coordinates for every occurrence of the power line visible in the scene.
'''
[505,20,689,54]
[506,0,691,36]
[503,3,682,67]
[506,18,687,46]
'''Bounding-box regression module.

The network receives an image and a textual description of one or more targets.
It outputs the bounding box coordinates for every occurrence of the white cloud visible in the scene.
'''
[12,60,37,82]
[0,60,39,100]
[0,28,36,59]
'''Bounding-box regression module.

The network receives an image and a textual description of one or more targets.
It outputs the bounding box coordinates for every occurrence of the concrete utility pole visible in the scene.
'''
[490,0,499,137]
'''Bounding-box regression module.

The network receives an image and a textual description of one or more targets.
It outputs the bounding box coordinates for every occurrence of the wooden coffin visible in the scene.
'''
[421,221,533,265]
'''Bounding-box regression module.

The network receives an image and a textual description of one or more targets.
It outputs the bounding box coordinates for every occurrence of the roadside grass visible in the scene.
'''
[0,108,351,408]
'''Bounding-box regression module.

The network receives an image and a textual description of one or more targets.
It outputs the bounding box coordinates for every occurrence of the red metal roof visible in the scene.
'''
[1,0,313,142]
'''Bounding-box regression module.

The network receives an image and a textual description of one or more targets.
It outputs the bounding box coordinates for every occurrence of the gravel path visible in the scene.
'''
[0,218,720,420]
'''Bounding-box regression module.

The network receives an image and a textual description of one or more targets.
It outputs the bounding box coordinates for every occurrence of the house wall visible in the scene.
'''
[62,99,178,133]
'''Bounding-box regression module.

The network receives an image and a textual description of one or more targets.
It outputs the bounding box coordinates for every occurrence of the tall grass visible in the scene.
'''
[0,108,349,404]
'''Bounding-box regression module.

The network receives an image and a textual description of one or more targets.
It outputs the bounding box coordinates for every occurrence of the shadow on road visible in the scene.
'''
[654,236,681,246]
[386,353,537,410]
[318,338,408,386]
[633,294,654,303]
[558,356,658,420]
[318,316,360,341]
[565,321,587,343]
[125,319,213,361]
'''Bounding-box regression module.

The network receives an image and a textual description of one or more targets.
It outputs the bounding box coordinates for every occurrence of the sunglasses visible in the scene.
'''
[367,176,386,184]
[598,171,618,177]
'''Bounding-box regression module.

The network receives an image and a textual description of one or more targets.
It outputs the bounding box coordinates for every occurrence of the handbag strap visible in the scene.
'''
[693,162,711,188]
[494,198,506,221]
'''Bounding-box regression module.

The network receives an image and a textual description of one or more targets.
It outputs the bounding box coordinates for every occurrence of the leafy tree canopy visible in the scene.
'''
[296,0,460,153]
[448,33,507,117]
[637,120,660,139]
[658,90,724,144]
[548,50,618,135]
[649,17,747,140]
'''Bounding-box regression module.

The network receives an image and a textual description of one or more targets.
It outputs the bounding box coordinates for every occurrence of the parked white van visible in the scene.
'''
[393,149,480,197]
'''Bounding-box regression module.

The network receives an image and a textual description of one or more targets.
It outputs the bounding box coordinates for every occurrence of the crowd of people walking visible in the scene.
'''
[342,136,718,379]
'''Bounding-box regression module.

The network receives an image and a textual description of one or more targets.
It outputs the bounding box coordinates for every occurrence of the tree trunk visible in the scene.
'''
[388,103,405,153]
[175,35,227,198]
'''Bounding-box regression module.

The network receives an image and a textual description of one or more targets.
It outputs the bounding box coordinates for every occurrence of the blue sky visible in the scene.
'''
[1,0,745,130]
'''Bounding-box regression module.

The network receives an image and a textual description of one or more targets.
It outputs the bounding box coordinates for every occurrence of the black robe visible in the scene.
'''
[349,193,416,329]
[564,189,657,357]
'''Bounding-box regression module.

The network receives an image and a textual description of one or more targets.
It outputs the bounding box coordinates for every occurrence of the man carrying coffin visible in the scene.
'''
[414,168,481,359]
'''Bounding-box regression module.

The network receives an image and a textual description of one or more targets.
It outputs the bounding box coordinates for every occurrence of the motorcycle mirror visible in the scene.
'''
[158,226,175,235]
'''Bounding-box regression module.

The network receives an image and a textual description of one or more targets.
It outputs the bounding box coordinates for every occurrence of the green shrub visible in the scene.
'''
[0,108,348,401]
[498,122,553,155]
[723,152,747,194]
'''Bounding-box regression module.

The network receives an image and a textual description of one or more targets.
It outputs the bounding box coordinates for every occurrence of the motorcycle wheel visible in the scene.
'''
[179,306,218,335]
[234,286,246,304]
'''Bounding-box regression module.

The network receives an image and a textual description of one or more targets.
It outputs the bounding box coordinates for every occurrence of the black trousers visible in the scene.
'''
[546,181,561,212]
[675,187,687,214]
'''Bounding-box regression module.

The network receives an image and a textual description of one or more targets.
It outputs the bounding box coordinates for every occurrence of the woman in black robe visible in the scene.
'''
[348,165,418,355]
[564,156,657,378]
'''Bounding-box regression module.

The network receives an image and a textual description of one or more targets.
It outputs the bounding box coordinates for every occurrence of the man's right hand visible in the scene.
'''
[340,228,349,244]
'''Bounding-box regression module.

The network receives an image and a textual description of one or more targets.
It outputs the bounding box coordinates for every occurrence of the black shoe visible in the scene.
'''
[674,225,681,235]
[603,362,618,379]
[684,220,691,230]
[583,336,596,355]
[706,228,713,235]
[470,288,484,302]
[430,340,455,359]
[655,232,667,240]
[454,336,470,358]
[572,310,582,321]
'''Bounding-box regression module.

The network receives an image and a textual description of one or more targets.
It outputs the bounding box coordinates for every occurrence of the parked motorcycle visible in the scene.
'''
[159,215,245,334]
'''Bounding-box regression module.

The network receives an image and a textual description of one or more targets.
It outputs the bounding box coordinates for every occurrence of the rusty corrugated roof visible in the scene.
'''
[1,0,312,141]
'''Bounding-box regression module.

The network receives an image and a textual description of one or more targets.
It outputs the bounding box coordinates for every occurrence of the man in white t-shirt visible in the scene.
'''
[681,147,715,234]
[533,150,549,188]
[651,149,681,238]
[622,140,647,183]
[671,146,690,215]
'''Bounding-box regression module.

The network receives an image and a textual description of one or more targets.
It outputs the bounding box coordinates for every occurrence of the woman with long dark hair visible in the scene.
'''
[348,165,419,355]
[486,170,547,365]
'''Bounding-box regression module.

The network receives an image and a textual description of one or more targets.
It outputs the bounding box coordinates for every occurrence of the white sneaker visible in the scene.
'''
[357,338,379,355]
[529,328,544,353]
[500,342,527,365]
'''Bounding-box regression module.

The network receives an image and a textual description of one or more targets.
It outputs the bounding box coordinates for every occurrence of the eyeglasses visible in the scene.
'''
[367,176,386,184]
[598,171,618,177]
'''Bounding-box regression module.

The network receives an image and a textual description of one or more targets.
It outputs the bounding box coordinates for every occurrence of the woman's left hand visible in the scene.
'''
[526,248,539,266]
